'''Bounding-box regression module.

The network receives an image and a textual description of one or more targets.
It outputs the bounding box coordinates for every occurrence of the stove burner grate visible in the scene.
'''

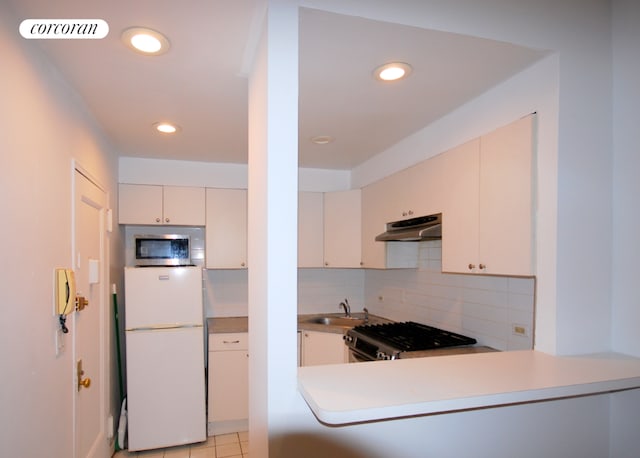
[352,321,476,351]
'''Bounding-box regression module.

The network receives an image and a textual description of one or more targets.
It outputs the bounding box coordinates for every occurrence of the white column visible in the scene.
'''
[247,1,298,456]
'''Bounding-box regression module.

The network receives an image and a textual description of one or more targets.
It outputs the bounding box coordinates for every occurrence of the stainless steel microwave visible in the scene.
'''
[134,234,191,266]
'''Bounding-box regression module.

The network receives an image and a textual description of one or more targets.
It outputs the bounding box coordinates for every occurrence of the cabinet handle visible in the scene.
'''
[468,263,476,270]
[324,262,329,266]
[223,340,240,344]
[241,262,246,267]
[165,217,170,223]
[155,217,161,223]
[479,264,486,270]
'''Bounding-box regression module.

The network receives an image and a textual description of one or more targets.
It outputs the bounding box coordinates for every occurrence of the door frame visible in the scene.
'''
[71,160,112,458]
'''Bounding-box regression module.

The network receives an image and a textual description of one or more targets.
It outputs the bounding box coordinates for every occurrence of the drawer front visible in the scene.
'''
[209,332,248,351]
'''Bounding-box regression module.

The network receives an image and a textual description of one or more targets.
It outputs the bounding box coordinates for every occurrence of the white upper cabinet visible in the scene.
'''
[361,178,390,269]
[407,155,446,218]
[360,160,443,269]
[441,115,534,276]
[440,139,481,273]
[324,189,361,268]
[298,192,324,268]
[118,184,205,226]
[206,188,247,269]
[477,115,534,276]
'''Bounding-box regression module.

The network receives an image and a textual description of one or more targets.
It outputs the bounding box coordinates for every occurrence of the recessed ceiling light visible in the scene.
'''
[122,27,170,55]
[311,136,334,145]
[373,62,412,82]
[153,122,180,134]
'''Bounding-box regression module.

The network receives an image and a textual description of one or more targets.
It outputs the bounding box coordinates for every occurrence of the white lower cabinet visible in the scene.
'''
[299,330,348,366]
[207,332,248,435]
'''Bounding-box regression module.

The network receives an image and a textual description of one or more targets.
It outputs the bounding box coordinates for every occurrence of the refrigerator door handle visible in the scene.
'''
[126,323,203,332]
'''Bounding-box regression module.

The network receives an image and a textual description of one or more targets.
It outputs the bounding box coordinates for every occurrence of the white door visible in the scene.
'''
[74,169,109,458]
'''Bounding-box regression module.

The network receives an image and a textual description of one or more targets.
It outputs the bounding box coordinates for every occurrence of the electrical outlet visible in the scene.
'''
[512,324,529,337]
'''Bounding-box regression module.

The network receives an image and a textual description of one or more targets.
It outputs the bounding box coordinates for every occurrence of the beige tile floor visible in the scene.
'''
[113,431,248,458]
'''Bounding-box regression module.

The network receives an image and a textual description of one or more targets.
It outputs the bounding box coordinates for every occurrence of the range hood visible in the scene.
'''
[375,213,442,242]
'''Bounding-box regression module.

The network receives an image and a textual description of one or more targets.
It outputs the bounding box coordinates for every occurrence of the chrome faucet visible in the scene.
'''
[339,299,351,317]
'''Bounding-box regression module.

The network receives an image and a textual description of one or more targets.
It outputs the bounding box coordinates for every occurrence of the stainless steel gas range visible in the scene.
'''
[344,321,481,362]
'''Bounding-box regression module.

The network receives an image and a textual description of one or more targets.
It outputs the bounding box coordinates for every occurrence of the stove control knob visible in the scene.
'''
[377,351,387,360]
[343,335,353,343]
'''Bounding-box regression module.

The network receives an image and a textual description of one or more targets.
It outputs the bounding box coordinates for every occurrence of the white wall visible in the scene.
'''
[612,0,640,357]
[609,3,640,452]
[119,156,350,192]
[0,4,121,457]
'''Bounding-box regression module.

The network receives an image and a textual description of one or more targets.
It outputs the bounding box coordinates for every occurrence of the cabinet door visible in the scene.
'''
[407,155,446,218]
[298,192,324,268]
[361,179,389,268]
[478,115,534,276]
[208,350,248,422]
[378,169,413,222]
[324,189,361,268]
[118,184,163,224]
[163,186,206,226]
[441,139,481,273]
[206,188,247,269]
[301,330,347,366]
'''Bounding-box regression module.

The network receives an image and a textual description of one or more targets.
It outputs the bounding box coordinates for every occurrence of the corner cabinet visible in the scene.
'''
[207,332,248,435]
[441,115,535,276]
[205,188,247,269]
[118,184,205,225]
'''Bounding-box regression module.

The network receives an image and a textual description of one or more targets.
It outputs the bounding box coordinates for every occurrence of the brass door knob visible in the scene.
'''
[77,359,91,391]
[76,296,89,311]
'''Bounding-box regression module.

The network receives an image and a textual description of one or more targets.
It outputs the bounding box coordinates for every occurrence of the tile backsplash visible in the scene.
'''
[202,241,534,351]
[364,241,535,351]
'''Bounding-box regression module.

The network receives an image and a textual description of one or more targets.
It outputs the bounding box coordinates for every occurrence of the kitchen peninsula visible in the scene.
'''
[298,350,640,425]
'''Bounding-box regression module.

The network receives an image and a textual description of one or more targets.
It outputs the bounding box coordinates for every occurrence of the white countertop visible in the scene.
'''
[297,350,640,425]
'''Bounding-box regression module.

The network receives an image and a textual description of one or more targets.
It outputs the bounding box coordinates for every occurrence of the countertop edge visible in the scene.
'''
[297,350,640,425]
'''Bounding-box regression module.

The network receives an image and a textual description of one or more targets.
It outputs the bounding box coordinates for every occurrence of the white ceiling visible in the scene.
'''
[6,1,546,170]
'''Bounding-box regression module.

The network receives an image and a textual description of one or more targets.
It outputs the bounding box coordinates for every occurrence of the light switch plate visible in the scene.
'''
[89,259,100,284]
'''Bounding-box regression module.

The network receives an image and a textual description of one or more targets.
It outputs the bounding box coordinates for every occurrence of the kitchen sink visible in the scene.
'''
[306,316,365,327]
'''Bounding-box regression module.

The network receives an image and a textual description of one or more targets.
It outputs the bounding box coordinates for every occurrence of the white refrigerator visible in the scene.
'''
[124,266,206,451]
